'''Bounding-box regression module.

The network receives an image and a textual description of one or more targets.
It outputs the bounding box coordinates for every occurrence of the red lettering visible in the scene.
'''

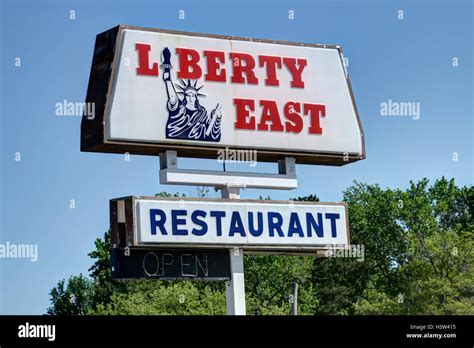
[259,55,282,86]
[304,103,326,134]
[176,48,202,79]
[135,43,159,76]
[284,102,303,133]
[283,57,307,88]
[234,98,256,130]
[230,53,259,85]
[204,50,226,82]
[258,100,284,132]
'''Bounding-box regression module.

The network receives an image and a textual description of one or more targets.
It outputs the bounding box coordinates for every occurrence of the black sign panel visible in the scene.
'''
[111,248,231,281]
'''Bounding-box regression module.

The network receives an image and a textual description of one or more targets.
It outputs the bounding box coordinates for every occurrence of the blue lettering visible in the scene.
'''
[325,213,340,237]
[288,212,304,237]
[172,210,188,235]
[268,212,284,237]
[248,212,263,237]
[306,213,323,237]
[150,209,167,235]
[210,211,226,236]
[229,211,246,237]
[191,210,208,236]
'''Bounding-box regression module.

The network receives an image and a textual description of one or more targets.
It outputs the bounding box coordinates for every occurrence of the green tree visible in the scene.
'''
[47,274,94,315]
[353,178,473,314]
[92,282,226,315]
[87,230,124,309]
[245,255,317,314]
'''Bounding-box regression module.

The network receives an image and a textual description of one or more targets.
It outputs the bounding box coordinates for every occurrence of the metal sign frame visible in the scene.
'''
[81,24,365,166]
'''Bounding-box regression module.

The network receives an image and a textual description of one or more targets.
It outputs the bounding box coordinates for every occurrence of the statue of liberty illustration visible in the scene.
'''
[160,47,222,142]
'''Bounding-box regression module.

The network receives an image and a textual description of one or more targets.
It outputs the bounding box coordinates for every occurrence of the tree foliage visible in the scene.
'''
[47,274,94,315]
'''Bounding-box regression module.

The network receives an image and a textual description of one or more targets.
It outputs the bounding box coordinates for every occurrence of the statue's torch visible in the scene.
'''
[160,47,173,81]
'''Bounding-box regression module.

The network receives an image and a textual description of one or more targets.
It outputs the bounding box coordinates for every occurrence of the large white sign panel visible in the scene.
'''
[134,198,349,250]
[82,26,365,166]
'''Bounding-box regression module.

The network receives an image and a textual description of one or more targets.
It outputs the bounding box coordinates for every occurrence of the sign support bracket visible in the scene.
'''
[159,150,297,190]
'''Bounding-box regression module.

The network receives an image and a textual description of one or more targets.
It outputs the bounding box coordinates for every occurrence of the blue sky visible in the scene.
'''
[0,0,472,314]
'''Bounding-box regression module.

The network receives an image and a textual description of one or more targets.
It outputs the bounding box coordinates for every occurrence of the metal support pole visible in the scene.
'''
[225,247,246,315]
[290,282,298,315]
[222,187,246,315]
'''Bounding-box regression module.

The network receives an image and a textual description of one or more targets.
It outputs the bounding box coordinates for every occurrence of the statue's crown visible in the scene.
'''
[176,79,206,97]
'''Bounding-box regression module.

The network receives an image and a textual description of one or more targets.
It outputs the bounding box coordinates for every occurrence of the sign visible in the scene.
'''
[111,248,230,280]
[82,25,365,165]
[110,196,350,253]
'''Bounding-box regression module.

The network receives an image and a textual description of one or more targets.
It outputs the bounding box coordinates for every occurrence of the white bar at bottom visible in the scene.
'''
[160,169,297,190]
